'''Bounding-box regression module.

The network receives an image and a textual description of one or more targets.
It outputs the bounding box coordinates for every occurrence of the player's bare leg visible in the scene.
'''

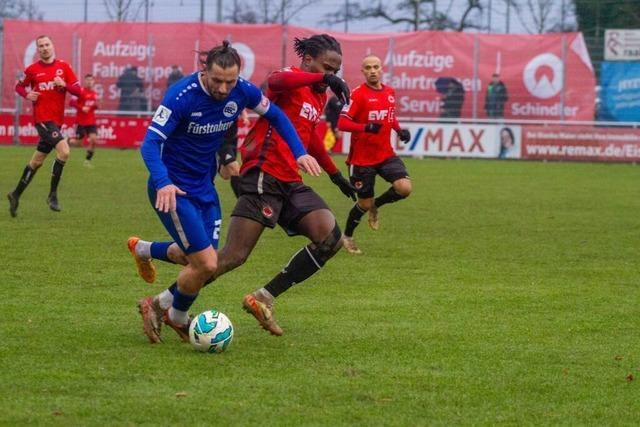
[214,216,265,279]
[47,139,70,212]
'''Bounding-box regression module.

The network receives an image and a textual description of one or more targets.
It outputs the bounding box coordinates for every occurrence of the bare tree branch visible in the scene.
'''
[458,0,482,31]
[103,0,140,22]
[0,0,43,20]
[227,0,315,24]
[323,0,480,32]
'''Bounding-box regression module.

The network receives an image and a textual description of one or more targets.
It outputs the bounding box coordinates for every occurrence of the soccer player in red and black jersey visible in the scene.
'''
[69,74,99,167]
[221,34,356,335]
[338,54,412,254]
[8,35,81,216]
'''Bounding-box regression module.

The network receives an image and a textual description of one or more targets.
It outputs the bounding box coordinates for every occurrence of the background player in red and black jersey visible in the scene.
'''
[69,74,99,167]
[338,55,412,254]
[8,35,81,216]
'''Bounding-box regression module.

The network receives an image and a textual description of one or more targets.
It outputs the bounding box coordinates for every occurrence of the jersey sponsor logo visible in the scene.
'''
[223,101,238,118]
[191,111,203,117]
[187,120,234,134]
[152,105,172,126]
[56,69,64,76]
[37,81,57,91]
[262,204,274,218]
[36,73,46,77]
[300,102,320,122]
[388,95,395,103]
[368,110,389,121]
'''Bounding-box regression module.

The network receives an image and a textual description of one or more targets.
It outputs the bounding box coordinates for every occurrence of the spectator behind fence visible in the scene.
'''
[440,78,464,119]
[166,65,184,89]
[117,65,146,111]
[485,72,508,118]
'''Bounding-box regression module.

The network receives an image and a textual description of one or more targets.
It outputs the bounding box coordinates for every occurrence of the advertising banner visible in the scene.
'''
[599,61,640,122]
[604,29,640,61]
[3,20,595,121]
[342,123,521,159]
[0,113,150,148]
[521,125,640,162]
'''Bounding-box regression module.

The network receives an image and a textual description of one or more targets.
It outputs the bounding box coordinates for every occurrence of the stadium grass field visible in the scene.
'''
[1,145,638,425]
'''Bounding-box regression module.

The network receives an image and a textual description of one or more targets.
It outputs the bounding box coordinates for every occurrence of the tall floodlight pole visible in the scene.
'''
[84,0,88,21]
[487,0,492,33]
[217,0,222,22]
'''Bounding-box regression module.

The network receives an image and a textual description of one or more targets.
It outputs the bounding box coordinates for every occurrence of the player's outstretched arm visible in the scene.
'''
[268,70,324,92]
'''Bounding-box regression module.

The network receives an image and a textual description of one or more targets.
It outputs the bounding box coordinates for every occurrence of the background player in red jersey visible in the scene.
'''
[8,35,81,216]
[131,35,354,337]
[69,74,99,168]
[338,54,412,254]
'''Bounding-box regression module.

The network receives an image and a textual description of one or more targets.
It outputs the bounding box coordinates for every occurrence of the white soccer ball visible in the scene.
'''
[189,310,234,353]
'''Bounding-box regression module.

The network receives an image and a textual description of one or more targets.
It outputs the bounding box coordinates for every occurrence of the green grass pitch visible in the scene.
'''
[1,145,638,425]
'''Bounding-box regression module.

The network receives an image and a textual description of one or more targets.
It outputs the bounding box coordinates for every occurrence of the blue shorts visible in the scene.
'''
[147,182,222,254]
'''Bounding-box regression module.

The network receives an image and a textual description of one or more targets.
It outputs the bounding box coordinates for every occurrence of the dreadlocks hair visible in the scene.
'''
[199,40,242,70]
[293,34,342,59]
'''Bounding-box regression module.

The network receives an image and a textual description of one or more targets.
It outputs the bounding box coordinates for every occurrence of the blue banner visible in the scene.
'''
[599,62,640,122]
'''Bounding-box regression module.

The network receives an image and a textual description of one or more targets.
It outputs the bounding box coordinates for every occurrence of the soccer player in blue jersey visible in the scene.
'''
[134,41,321,344]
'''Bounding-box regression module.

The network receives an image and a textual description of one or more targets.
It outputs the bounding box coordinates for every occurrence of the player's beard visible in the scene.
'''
[211,92,228,101]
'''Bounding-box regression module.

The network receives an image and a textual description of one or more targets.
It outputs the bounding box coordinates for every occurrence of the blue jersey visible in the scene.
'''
[141,72,271,203]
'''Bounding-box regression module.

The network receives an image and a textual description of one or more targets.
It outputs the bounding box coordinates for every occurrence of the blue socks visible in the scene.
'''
[150,241,173,263]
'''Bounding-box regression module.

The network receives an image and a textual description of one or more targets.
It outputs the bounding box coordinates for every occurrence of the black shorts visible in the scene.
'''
[231,168,330,235]
[35,121,65,154]
[76,124,97,139]
[349,155,410,199]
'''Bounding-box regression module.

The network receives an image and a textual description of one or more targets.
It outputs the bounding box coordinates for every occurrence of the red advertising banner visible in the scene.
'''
[0,112,333,152]
[285,27,596,121]
[521,126,640,162]
[0,113,150,148]
[3,20,595,121]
